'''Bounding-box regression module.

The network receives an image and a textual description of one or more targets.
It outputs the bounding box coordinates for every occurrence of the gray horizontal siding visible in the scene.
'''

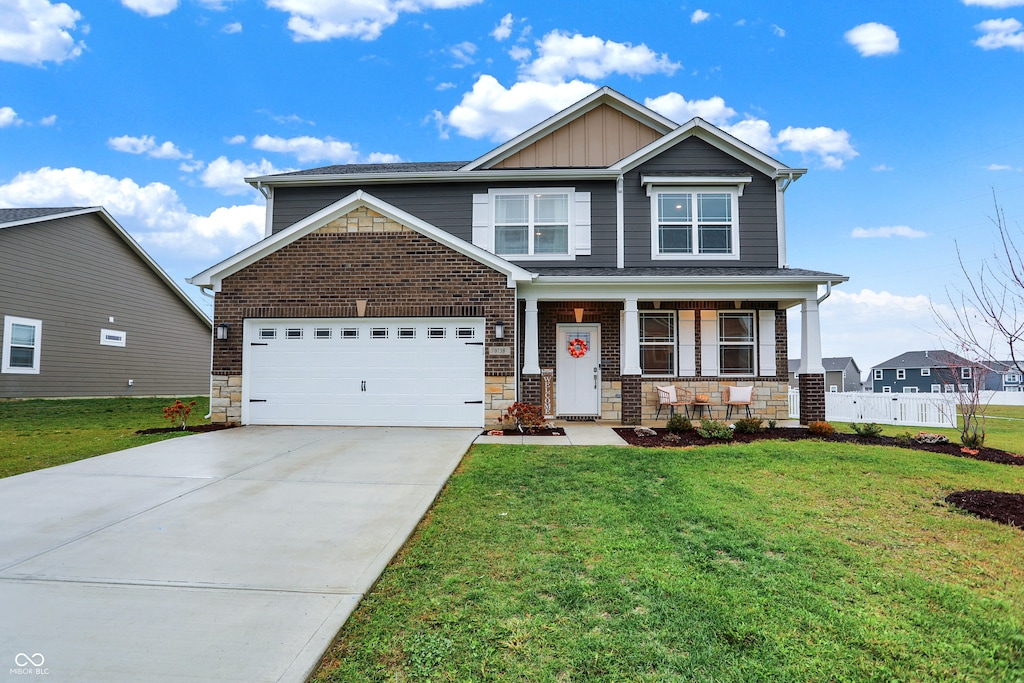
[272,179,619,268]
[623,136,779,268]
[0,213,210,398]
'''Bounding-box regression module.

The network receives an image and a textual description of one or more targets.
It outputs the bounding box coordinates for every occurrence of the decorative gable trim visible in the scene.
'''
[461,87,677,172]
[189,190,536,291]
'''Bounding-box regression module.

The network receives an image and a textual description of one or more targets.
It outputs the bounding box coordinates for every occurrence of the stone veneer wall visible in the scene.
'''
[601,381,622,421]
[211,206,517,425]
[485,376,516,425]
[638,380,790,424]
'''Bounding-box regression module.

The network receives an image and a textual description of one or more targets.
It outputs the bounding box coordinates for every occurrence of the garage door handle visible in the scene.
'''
[250,342,269,346]
[464,342,484,346]
[464,400,483,404]
[249,399,267,403]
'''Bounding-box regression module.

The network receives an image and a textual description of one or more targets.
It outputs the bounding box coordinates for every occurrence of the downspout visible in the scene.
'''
[199,285,215,419]
[817,281,833,305]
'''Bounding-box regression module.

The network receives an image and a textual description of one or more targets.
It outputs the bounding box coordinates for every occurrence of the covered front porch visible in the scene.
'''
[512,272,838,425]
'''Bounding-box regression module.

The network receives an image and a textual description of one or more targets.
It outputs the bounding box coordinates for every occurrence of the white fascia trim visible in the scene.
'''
[641,175,753,188]
[460,87,679,172]
[614,119,804,180]
[189,190,537,291]
[2,207,211,326]
[518,278,828,306]
[245,168,620,188]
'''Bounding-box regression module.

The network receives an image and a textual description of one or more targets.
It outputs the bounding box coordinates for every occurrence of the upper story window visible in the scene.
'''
[961,367,972,380]
[874,369,883,380]
[2,315,42,374]
[643,177,749,261]
[494,191,569,257]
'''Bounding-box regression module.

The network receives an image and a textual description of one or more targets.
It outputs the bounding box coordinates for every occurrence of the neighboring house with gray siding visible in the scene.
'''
[868,350,996,394]
[789,356,862,392]
[0,207,211,398]
[191,87,846,427]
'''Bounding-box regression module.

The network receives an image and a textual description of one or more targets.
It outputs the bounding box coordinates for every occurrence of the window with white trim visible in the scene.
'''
[650,187,740,259]
[882,386,891,393]
[961,367,972,379]
[639,312,676,376]
[1007,373,1021,383]
[903,386,918,393]
[921,368,931,376]
[100,329,126,347]
[718,312,756,376]
[2,316,42,374]
[896,368,906,380]
[493,190,570,257]
[931,384,941,393]
[873,369,883,380]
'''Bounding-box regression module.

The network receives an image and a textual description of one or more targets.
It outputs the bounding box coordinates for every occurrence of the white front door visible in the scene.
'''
[556,323,601,416]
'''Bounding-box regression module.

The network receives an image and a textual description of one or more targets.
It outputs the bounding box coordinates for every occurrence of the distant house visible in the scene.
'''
[988,360,1024,392]
[789,356,863,392]
[868,350,995,394]
[0,207,211,398]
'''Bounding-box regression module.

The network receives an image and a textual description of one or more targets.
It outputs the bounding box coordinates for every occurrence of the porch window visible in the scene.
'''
[718,312,755,376]
[2,315,42,374]
[493,191,569,257]
[639,312,675,376]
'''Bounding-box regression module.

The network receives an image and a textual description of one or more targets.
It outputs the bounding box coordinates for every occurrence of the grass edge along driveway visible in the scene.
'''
[312,441,1024,682]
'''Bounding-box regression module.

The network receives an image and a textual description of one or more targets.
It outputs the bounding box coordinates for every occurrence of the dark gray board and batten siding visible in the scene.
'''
[270,179,619,269]
[0,212,211,398]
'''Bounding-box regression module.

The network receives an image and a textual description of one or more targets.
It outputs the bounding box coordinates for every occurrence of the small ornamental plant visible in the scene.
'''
[807,421,835,437]
[696,418,733,441]
[163,400,197,430]
[850,422,884,438]
[502,402,546,432]
[665,412,692,434]
[732,417,763,434]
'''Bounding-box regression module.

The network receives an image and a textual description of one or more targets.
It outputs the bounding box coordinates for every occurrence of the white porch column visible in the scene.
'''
[522,296,540,375]
[622,298,642,375]
[797,296,825,375]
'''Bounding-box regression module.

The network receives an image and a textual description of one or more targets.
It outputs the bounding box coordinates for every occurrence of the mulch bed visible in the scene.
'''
[481,427,567,437]
[614,427,1024,529]
[136,424,237,435]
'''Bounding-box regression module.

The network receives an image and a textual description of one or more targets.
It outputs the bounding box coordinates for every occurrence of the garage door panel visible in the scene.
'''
[244,319,485,427]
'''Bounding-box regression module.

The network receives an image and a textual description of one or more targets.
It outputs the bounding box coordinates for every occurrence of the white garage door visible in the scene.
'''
[243,318,485,427]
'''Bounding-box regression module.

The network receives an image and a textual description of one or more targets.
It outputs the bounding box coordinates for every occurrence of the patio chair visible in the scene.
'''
[723,385,753,419]
[655,385,691,420]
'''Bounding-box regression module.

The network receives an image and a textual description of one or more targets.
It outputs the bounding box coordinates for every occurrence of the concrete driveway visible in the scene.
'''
[0,426,477,682]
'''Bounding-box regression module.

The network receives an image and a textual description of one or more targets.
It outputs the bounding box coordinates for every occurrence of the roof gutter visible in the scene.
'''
[244,168,622,189]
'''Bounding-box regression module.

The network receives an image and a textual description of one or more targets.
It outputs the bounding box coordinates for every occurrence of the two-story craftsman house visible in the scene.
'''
[190,87,846,427]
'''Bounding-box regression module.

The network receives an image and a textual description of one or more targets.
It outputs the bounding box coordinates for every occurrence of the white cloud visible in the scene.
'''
[987,163,1013,170]
[435,81,456,91]
[0,0,85,65]
[121,0,178,17]
[851,225,927,239]
[644,92,736,126]
[491,12,512,41]
[40,114,57,126]
[522,31,680,83]
[772,24,786,38]
[0,106,23,127]
[845,22,900,57]
[222,21,242,34]
[108,134,191,160]
[199,156,288,195]
[974,18,1024,50]
[691,9,710,24]
[448,40,476,65]
[226,134,247,144]
[266,0,482,42]
[776,126,858,169]
[443,75,597,141]
[872,163,893,172]
[251,134,400,164]
[722,118,778,154]
[508,45,531,62]
[790,289,949,371]
[963,0,1024,7]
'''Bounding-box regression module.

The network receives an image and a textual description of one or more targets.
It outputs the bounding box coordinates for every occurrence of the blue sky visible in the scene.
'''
[2,0,1023,374]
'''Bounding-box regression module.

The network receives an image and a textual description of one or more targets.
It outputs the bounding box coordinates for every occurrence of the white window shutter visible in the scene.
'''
[700,313,718,376]
[678,311,696,376]
[574,191,591,256]
[758,310,777,376]
[472,193,492,252]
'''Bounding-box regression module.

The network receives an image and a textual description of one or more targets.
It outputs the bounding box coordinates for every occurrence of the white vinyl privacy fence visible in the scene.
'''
[789,391,958,429]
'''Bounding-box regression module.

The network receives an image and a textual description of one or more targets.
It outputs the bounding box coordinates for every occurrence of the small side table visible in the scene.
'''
[686,402,712,420]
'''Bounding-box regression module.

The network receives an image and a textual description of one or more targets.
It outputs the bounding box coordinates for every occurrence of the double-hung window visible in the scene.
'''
[493,191,569,257]
[2,316,42,374]
[645,178,747,260]
[639,312,675,376]
[718,312,755,375]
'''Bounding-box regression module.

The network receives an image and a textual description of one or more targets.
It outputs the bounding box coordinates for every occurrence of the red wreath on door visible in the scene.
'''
[567,337,588,358]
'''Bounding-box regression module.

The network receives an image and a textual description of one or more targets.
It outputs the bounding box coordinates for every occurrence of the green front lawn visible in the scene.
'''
[0,396,210,478]
[313,441,1024,682]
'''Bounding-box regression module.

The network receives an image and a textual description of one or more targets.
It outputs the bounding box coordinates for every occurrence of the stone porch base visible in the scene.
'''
[637,380,790,424]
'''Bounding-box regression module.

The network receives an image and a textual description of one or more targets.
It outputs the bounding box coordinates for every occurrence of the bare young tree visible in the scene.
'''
[933,193,1024,375]
[936,350,991,448]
